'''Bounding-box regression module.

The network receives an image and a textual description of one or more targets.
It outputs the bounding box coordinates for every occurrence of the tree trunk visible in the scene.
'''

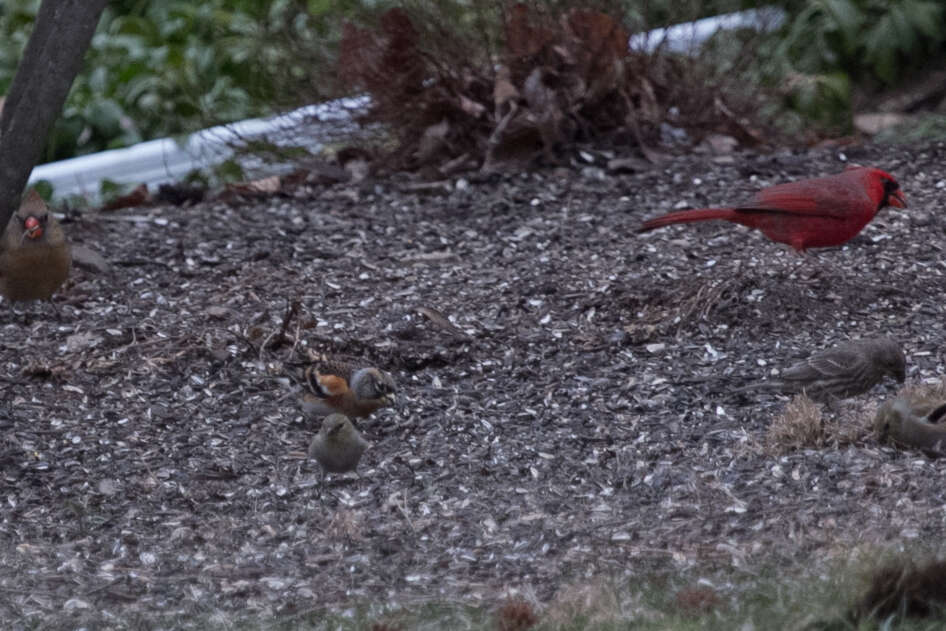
[0,0,109,233]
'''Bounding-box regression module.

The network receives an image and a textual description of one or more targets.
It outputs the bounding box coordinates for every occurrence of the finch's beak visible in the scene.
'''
[889,191,907,208]
[23,216,43,239]
[384,393,398,408]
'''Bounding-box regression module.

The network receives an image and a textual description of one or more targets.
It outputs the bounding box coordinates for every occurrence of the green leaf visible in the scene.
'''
[86,99,127,139]
[822,0,865,55]
[99,179,127,197]
[30,180,55,201]
[886,5,917,54]
[862,14,898,83]
[213,159,245,183]
[905,1,945,41]
[308,0,334,16]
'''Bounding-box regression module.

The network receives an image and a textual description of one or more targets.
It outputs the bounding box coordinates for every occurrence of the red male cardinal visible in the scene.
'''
[637,166,906,251]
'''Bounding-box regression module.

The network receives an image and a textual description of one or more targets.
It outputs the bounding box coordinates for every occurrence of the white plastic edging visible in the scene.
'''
[28,8,785,200]
[27,96,368,200]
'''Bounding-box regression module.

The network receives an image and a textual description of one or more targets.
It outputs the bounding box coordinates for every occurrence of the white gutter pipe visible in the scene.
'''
[29,8,784,200]
[28,96,368,200]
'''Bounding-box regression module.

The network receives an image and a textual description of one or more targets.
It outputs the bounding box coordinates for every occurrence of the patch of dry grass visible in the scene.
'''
[674,584,724,617]
[543,579,626,628]
[765,394,874,454]
[764,394,825,454]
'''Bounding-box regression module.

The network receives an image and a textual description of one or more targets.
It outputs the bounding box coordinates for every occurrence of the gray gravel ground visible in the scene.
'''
[1,142,944,627]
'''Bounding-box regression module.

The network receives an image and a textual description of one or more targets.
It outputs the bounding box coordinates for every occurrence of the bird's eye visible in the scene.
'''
[882,179,899,194]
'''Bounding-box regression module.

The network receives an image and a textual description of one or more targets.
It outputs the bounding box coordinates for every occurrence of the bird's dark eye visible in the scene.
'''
[883,179,899,194]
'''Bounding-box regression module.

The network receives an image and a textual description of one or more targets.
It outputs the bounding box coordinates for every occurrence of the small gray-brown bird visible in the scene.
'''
[308,413,369,475]
[0,189,71,303]
[874,396,946,453]
[735,337,906,403]
[302,355,397,420]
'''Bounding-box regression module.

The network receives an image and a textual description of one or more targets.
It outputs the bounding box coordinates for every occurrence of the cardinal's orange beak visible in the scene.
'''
[23,216,43,239]
[889,190,907,208]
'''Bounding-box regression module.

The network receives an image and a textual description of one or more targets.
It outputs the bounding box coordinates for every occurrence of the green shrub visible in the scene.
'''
[761,0,946,132]
[0,0,362,162]
[2,0,943,166]
[778,0,945,85]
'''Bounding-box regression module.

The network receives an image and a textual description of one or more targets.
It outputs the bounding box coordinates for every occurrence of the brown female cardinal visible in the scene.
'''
[637,166,906,251]
[0,189,71,303]
[735,337,906,403]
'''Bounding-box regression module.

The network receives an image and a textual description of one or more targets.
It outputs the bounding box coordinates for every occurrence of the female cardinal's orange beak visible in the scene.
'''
[889,191,907,208]
[23,216,43,239]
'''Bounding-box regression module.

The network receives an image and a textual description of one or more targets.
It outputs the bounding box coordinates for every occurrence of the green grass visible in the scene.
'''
[14,546,946,629]
[274,547,946,630]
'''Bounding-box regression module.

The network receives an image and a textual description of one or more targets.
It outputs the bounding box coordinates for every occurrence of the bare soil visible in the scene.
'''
[1,142,945,626]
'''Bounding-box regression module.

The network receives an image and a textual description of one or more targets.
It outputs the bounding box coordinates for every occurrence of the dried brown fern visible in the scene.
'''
[335,2,770,173]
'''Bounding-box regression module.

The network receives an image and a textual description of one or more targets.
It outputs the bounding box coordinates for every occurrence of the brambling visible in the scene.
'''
[302,355,397,420]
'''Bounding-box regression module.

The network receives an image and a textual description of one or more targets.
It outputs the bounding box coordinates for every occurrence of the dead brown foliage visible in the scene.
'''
[495,597,539,631]
[675,585,723,616]
[851,559,946,623]
[339,8,426,115]
[336,2,765,173]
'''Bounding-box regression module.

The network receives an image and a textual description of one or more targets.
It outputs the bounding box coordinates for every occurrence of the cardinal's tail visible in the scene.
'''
[636,208,738,233]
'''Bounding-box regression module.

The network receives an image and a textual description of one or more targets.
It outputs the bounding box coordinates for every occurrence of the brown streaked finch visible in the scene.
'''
[874,397,946,454]
[735,337,905,403]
